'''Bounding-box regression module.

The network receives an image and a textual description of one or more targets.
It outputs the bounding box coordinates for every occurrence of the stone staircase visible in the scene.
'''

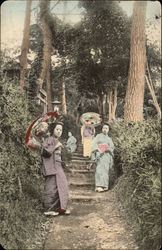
[67,144,110,203]
[45,145,139,250]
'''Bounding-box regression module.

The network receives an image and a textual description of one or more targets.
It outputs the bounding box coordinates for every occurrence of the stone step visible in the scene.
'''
[77,148,83,151]
[69,180,95,186]
[69,169,95,174]
[68,163,91,170]
[72,153,83,157]
[76,147,83,151]
[67,176,94,184]
[75,151,83,155]
[69,180,95,190]
[70,159,92,164]
[71,156,91,161]
[69,190,110,203]
[67,169,95,179]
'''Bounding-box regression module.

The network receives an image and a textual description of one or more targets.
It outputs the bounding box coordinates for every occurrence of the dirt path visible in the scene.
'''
[44,190,138,250]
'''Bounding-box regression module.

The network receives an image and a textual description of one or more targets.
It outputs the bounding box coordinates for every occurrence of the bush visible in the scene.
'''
[0,81,44,249]
[110,119,161,250]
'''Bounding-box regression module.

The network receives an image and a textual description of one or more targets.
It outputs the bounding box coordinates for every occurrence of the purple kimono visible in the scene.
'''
[83,127,93,138]
[41,136,68,212]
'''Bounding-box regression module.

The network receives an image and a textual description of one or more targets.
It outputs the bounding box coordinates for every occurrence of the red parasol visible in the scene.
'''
[25,111,59,151]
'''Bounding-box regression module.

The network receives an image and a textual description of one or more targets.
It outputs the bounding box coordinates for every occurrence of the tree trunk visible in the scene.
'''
[39,0,52,111]
[46,63,52,111]
[107,87,118,121]
[97,95,103,116]
[102,94,106,116]
[108,91,112,121]
[39,0,52,89]
[62,79,67,114]
[112,87,117,120]
[20,0,32,93]
[124,1,147,121]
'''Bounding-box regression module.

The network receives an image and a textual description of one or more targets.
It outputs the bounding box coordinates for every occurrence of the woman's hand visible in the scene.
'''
[56,142,64,149]
[96,151,100,160]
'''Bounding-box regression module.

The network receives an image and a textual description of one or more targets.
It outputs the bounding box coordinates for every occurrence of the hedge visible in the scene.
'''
[110,119,161,250]
[0,81,45,249]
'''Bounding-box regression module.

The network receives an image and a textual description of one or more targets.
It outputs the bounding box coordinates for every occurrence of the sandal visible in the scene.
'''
[44,211,59,216]
[95,187,104,192]
[64,209,71,215]
[56,208,71,215]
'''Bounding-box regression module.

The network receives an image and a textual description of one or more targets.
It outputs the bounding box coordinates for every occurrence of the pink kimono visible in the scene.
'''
[41,136,68,212]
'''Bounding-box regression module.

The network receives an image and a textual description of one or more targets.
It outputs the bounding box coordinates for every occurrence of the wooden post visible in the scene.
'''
[112,87,117,120]
[37,88,47,114]
[108,91,112,121]
[62,80,67,114]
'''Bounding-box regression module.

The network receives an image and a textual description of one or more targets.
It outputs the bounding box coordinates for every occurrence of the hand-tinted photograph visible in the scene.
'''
[0,1,161,249]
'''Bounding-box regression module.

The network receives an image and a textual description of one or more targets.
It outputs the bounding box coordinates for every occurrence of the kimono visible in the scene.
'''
[91,133,114,189]
[83,126,95,157]
[66,136,77,153]
[81,125,84,145]
[41,136,68,212]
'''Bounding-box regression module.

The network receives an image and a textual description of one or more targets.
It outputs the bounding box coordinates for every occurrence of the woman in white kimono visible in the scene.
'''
[91,123,114,192]
[66,132,77,153]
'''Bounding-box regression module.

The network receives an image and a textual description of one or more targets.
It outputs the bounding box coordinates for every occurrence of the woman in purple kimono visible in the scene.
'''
[41,122,70,216]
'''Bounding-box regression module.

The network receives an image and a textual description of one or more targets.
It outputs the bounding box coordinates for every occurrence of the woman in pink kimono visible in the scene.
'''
[41,122,70,216]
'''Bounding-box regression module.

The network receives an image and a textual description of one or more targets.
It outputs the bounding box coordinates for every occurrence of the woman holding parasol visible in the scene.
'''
[80,112,101,158]
[41,121,70,216]
[26,113,70,216]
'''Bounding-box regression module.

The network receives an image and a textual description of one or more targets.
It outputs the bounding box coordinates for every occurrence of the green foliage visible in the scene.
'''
[0,79,44,249]
[110,119,161,250]
[75,0,131,98]
[144,42,161,117]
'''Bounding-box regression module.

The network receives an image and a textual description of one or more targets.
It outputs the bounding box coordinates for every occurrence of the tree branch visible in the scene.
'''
[50,0,61,12]
[145,75,161,119]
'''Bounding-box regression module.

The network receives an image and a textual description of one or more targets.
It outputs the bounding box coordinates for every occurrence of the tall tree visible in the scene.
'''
[124,1,147,121]
[61,1,67,114]
[76,0,130,119]
[20,0,32,93]
[39,0,52,111]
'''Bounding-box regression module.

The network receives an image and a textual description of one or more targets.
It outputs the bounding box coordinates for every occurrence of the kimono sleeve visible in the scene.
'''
[91,135,100,161]
[92,134,100,152]
[108,137,115,155]
[72,136,77,144]
[41,137,57,156]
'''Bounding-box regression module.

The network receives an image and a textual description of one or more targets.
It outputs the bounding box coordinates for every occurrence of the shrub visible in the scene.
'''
[110,119,161,250]
[0,80,44,249]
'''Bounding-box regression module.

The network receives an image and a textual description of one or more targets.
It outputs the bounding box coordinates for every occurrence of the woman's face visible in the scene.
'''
[68,132,72,137]
[102,125,109,135]
[53,124,63,138]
